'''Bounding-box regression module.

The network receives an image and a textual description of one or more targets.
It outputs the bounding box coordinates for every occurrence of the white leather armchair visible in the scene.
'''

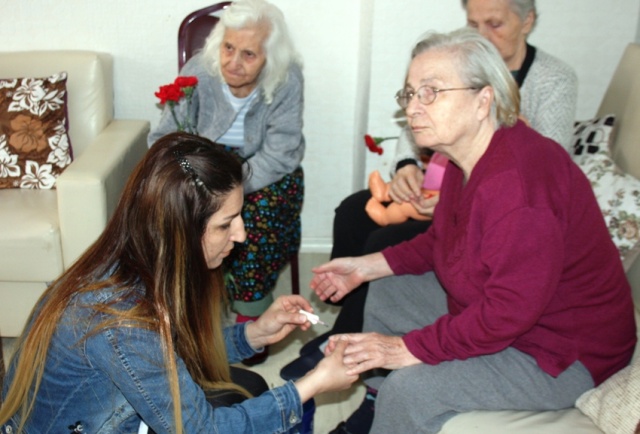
[0,51,150,337]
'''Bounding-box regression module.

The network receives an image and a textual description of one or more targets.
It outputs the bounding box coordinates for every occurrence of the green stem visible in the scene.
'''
[169,104,184,131]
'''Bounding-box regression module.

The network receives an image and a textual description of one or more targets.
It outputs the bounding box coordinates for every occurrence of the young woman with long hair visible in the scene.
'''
[0,132,356,433]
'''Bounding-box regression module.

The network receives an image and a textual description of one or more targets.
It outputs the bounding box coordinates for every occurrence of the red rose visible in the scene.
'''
[364,134,384,155]
[174,76,198,88]
[153,76,200,134]
[154,83,184,105]
[364,134,378,147]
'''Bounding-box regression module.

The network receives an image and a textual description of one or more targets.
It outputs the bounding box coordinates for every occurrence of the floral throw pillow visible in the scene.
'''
[571,115,640,267]
[0,72,73,189]
[572,114,615,165]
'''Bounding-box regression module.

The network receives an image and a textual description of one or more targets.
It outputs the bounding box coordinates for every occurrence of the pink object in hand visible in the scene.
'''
[422,152,449,191]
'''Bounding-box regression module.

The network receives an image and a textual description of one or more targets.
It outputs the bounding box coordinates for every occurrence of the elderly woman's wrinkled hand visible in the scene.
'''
[326,332,422,376]
[245,295,314,349]
[311,253,394,303]
[410,192,439,216]
[310,258,365,303]
[389,164,424,204]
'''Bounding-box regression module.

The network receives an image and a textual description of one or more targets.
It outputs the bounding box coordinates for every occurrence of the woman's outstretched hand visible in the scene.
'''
[310,252,394,303]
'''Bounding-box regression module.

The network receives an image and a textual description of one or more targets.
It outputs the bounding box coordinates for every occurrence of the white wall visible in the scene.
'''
[1,0,639,251]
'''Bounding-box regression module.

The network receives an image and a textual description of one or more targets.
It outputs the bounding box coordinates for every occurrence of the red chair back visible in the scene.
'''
[178,2,232,70]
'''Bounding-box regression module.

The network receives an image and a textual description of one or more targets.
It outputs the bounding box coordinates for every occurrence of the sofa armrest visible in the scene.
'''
[56,119,150,267]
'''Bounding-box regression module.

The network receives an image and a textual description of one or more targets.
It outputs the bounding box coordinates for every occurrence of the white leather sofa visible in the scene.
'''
[0,51,150,338]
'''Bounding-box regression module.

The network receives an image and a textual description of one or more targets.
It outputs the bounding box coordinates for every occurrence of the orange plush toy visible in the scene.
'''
[365,152,449,226]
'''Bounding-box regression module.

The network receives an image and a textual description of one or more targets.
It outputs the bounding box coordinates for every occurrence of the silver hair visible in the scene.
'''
[201,0,301,104]
[461,0,537,28]
[411,28,520,127]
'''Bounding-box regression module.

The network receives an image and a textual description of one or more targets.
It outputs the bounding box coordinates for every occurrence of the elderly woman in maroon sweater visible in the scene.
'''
[311,28,637,434]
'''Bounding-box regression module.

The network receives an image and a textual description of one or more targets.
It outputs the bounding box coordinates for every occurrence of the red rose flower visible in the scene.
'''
[154,83,184,105]
[174,76,198,88]
[364,134,397,155]
[154,76,199,134]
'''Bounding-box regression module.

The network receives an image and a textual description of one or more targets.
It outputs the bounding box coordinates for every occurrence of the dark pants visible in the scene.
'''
[205,366,270,406]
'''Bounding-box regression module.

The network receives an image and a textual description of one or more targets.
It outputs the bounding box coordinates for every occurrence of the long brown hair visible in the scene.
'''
[0,132,247,433]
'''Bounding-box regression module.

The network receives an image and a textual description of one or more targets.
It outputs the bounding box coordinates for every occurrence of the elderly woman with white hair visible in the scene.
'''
[281,0,579,381]
[149,0,304,365]
[311,27,635,434]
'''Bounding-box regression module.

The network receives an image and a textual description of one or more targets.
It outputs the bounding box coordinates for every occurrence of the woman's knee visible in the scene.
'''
[373,365,457,433]
[379,365,434,397]
[364,278,395,322]
[377,364,453,408]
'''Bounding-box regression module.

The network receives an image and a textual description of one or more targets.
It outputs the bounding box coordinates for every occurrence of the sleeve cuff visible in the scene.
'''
[395,158,420,172]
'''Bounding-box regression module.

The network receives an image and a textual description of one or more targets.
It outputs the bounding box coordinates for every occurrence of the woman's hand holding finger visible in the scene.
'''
[328,333,422,376]
[294,339,359,402]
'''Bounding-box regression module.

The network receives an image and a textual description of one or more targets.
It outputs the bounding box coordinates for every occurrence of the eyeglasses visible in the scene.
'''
[395,85,478,109]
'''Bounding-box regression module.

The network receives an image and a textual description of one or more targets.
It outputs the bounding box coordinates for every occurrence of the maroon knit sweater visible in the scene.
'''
[383,121,636,386]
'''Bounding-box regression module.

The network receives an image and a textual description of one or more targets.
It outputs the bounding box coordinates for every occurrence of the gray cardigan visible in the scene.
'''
[148,54,305,193]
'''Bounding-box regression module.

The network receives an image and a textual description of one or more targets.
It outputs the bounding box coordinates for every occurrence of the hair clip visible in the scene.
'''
[173,150,211,193]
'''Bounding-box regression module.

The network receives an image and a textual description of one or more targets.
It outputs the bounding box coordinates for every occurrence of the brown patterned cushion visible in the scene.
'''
[0,72,73,189]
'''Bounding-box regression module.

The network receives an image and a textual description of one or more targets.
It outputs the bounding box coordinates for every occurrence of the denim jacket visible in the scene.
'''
[2,286,303,433]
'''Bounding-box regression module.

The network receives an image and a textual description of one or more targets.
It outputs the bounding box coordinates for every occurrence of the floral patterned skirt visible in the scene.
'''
[224,167,304,316]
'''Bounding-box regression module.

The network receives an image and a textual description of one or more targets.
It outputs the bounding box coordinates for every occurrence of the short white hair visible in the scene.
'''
[411,28,520,127]
[201,0,301,104]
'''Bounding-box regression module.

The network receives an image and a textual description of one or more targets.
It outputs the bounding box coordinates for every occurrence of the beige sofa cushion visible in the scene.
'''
[440,408,602,434]
[575,308,640,434]
[0,189,62,281]
[576,358,640,434]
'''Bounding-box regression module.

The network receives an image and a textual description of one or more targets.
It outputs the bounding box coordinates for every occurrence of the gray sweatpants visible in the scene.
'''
[363,272,594,434]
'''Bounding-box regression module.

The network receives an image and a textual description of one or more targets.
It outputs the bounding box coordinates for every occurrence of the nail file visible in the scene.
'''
[299,309,329,327]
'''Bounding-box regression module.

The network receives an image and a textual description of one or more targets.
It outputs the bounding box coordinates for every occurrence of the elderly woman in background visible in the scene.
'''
[312,28,635,434]
[148,0,304,365]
